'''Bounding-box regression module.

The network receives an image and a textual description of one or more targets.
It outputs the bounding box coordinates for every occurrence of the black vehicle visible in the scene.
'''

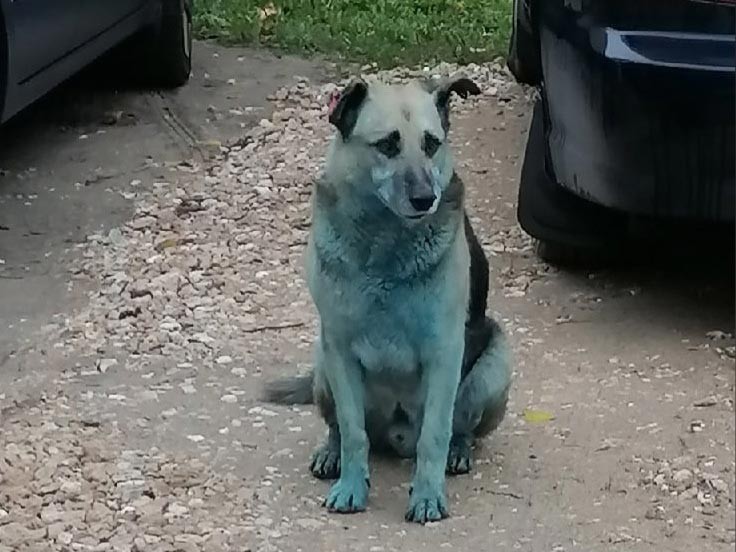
[507,0,735,264]
[0,0,192,124]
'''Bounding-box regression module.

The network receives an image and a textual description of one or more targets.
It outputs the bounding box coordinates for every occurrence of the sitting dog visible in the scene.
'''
[264,75,511,524]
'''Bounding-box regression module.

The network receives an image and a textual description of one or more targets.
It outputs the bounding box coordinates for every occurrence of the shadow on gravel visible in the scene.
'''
[552,225,735,336]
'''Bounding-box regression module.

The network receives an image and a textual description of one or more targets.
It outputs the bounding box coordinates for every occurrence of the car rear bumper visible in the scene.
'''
[538,0,735,221]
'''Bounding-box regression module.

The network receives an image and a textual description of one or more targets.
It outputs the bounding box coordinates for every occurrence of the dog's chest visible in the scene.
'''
[350,317,420,375]
[307,212,470,375]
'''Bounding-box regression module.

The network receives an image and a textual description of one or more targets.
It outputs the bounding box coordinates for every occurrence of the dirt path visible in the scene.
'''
[0,42,326,396]
[0,43,733,552]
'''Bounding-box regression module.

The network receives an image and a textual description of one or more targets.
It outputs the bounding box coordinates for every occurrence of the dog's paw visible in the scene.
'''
[446,437,472,475]
[310,444,340,480]
[405,483,449,524]
[324,475,369,513]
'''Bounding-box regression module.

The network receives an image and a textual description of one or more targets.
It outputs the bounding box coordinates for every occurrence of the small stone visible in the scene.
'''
[60,480,82,495]
[41,504,64,523]
[97,358,117,373]
[255,516,273,527]
[129,216,157,230]
[711,478,729,493]
[107,228,124,245]
[167,503,189,516]
[673,469,693,485]
[693,396,718,407]
[645,506,665,520]
[689,420,705,433]
[296,518,324,530]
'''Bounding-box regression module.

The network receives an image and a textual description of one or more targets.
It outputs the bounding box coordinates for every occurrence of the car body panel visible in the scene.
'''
[518,0,736,222]
[10,1,86,83]
[76,1,150,56]
[0,0,160,123]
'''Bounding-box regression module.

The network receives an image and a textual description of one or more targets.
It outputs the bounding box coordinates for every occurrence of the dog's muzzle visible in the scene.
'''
[406,169,437,215]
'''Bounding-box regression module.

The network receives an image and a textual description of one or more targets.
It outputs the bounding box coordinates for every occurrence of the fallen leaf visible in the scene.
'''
[693,396,718,407]
[155,238,178,251]
[522,408,555,424]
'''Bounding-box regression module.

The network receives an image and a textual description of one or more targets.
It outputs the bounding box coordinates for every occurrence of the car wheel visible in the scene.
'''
[142,0,192,88]
[507,0,541,85]
[534,239,620,268]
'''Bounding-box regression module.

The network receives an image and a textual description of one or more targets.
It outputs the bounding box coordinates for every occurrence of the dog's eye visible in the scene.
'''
[423,132,442,158]
[371,131,401,158]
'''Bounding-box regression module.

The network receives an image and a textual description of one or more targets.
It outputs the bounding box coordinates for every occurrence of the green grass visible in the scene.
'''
[193,0,512,68]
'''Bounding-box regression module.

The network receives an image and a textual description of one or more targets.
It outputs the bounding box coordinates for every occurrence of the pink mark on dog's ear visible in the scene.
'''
[328,90,340,116]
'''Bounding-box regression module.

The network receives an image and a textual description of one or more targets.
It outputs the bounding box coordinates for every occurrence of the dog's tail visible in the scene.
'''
[262,373,314,405]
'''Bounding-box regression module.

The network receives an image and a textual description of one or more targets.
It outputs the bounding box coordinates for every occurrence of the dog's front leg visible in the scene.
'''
[406,339,463,524]
[321,343,370,513]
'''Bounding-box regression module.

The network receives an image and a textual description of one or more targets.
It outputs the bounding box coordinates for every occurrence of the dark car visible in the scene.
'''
[507,0,735,265]
[0,0,192,124]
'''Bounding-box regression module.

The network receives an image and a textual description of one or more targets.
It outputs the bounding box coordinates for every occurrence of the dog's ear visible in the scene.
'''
[329,79,369,140]
[427,76,481,131]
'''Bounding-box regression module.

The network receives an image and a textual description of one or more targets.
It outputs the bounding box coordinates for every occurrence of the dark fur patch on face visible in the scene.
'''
[329,79,369,139]
[371,130,401,158]
[422,131,441,157]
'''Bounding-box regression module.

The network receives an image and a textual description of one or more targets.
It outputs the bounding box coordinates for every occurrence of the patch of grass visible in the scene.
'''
[193,0,512,68]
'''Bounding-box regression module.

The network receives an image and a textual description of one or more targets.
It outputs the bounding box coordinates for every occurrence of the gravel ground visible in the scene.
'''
[1,47,734,551]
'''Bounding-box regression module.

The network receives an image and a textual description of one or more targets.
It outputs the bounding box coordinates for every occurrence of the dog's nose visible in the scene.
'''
[409,194,436,213]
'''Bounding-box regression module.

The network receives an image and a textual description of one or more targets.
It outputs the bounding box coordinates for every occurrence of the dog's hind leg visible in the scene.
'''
[311,366,341,479]
[448,317,511,475]
[310,425,341,479]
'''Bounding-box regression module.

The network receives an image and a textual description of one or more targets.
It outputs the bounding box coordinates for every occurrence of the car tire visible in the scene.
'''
[507,0,541,85]
[534,239,619,268]
[140,0,192,88]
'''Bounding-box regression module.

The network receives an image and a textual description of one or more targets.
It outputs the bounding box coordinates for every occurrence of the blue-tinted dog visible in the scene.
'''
[264,76,511,523]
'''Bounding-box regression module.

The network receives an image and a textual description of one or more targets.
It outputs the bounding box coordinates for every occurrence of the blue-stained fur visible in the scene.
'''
[263,77,511,523]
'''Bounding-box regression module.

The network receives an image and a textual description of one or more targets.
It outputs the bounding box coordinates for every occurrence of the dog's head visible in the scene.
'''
[325,76,480,220]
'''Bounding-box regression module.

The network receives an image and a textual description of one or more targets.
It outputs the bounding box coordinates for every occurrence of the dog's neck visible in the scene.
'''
[311,174,464,281]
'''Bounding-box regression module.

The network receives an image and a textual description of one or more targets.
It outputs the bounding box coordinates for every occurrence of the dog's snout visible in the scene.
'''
[405,169,436,213]
[409,194,436,212]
